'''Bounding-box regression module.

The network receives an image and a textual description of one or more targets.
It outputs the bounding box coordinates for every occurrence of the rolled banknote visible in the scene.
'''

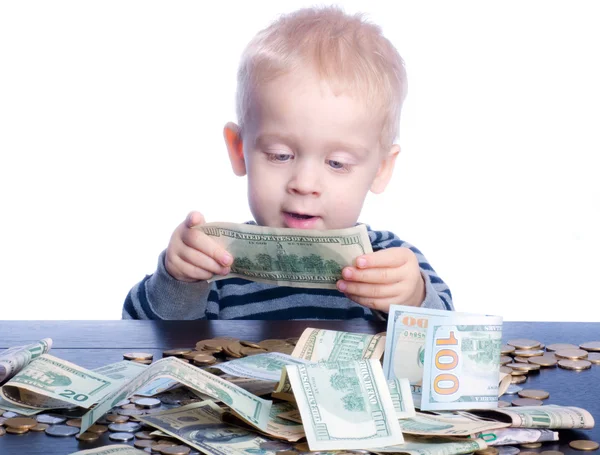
[471,405,595,429]
[292,328,386,362]
[286,359,404,450]
[197,222,372,289]
[0,338,52,384]
[420,315,503,411]
[398,412,510,436]
[211,352,312,382]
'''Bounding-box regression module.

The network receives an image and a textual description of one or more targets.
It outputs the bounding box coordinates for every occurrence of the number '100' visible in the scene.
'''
[434,331,459,395]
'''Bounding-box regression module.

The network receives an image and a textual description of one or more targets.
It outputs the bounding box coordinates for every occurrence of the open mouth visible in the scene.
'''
[286,212,315,220]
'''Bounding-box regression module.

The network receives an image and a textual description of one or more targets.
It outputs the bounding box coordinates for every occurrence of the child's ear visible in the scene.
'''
[223,122,246,176]
[370,144,400,194]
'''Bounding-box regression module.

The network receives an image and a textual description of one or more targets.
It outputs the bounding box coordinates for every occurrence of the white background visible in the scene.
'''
[1,1,598,321]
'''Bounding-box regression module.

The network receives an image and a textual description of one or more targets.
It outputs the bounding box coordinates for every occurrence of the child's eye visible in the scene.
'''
[267,153,293,162]
[328,159,349,171]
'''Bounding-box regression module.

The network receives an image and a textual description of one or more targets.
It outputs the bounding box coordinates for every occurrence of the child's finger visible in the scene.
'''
[354,247,411,269]
[341,266,402,284]
[179,247,231,276]
[336,280,401,299]
[185,211,205,228]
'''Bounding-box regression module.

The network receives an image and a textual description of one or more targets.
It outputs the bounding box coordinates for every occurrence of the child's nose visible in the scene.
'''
[287,162,321,196]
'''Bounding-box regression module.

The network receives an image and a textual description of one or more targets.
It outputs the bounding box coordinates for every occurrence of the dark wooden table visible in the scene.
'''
[0,321,599,455]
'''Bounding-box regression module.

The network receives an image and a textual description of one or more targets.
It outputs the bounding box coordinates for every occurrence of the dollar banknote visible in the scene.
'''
[211,352,311,382]
[276,408,303,424]
[471,405,595,429]
[470,428,558,446]
[371,435,487,455]
[198,222,372,289]
[69,445,147,455]
[420,315,503,410]
[0,338,52,384]
[292,328,386,362]
[398,412,510,436]
[286,359,403,450]
[79,357,272,434]
[1,354,114,409]
[139,400,280,455]
[388,378,416,418]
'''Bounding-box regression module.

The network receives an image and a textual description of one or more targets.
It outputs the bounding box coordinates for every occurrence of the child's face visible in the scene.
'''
[229,68,398,230]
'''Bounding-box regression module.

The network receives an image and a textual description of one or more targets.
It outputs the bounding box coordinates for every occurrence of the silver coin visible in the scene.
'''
[115,399,131,407]
[505,385,523,395]
[497,446,520,455]
[108,422,142,433]
[1,411,19,418]
[36,414,68,425]
[132,397,162,408]
[45,424,80,437]
[109,432,135,442]
[117,408,146,416]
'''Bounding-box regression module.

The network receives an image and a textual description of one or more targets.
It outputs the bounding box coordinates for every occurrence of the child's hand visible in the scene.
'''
[164,211,233,282]
[336,247,425,313]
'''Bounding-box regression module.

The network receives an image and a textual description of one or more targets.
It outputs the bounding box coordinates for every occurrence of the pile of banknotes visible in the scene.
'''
[0,305,597,455]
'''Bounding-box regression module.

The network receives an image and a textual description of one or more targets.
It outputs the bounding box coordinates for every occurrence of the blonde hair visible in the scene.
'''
[236,6,408,150]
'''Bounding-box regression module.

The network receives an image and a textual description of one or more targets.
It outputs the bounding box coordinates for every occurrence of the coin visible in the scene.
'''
[259,339,290,351]
[555,349,589,360]
[507,339,541,350]
[528,355,558,367]
[511,375,527,384]
[540,451,564,455]
[66,418,82,427]
[123,352,154,361]
[476,448,499,455]
[4,417,38,430]
[118,408,147,416]
[223,341,245,358]
[240,340,263,349]
[36,414,68,425]
[109,422,142,433]
[193,354,217,366]
[501,345,516,355]
[107,414,130,423]
[587,353,600,364]
[497,446,520,455]
[546,343,578,351]
[580,342,600,352]
[558,359,592,370]
[498,400,511,407]
[514,357,530,363]
[134,439,157,449]
[500,366,514,375]
[506,363,540,372]
[505,385,523,395]
[240,346,268,356]
[163,349,193,358]
[29,423,49,432]
[1,412,18,418]
[76,431,100,441]
[87,424,108,434]
[136,430,157,439]
[132,397,162,409]
[115,399,131,407]
[514,349,545,358]
[512,398,543,406]
[569,440,600,451]
[109,432,135,442]
[183,350,203,360]
[45,424,80,437]
[518,389,549,400]
[500,356,513,365]
[162,446,192,455]
[520,443,542,449]
[196,339,227,350]
[6,427,29,434]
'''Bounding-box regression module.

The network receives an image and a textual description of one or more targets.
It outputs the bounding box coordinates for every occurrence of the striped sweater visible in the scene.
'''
[122,225,454,320]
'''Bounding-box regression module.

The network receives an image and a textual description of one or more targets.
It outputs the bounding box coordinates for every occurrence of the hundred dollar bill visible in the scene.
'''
[388,378,416,419]
[372,435,487,455]
[0,338,52,384]
[277,408,303,424]
[384,306,482,384]
[398,412,509,436]
[79,357,271,434]
[1,354,114,409]
[292,328,386,362]
[139,400,280,455]
[471,405,595,429]
[286,359,403,450]
[420,315,503,411]
[211,352,312,382]
[69,445,147,455]
[198,222,372,289]
[470,428,558,446]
